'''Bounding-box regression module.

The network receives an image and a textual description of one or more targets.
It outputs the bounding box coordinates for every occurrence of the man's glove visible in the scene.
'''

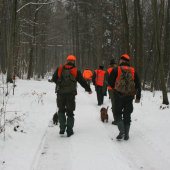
[103,93,107,96]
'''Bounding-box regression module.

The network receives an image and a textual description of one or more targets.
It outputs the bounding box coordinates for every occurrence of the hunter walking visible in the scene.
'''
[52,55,92,137]
[92,65,105,106]
[108,54,141,140]
[102,58,117,125]
[83,67,93,90]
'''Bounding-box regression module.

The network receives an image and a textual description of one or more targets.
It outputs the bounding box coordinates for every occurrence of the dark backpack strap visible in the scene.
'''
[61,65,74,75]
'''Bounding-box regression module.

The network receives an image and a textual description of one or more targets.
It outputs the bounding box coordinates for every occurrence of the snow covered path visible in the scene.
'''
[34,85,170,170]
[35,86,131,170]
[1,79,170,170]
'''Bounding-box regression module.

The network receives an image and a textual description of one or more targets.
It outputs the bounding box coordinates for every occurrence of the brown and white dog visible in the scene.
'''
[100,106,109,122]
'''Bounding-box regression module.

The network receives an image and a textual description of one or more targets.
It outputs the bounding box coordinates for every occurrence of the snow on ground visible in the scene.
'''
[0,78,170,170]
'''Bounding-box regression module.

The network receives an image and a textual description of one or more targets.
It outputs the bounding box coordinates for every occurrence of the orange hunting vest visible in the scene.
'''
[95,69,105,86]
[107,67,114,90]
[114,66,135,89]
[83,70,93,79]
[58,64,77,78]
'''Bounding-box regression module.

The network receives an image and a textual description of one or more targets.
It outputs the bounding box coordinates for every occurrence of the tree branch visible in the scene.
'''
[17,1,54,13]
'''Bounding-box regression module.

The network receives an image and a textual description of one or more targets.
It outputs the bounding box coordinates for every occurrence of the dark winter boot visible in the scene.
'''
[112,121,117,125]
[124,124,130,140]
[111,108,117,125]
[58,112,66,134]
[59,129,65,135]
[116,121,125,140]
[66,116,74,137]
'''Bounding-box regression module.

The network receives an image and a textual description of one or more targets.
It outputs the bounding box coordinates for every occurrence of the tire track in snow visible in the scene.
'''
[30,120,51,170]
[72,87,132,170]
[84,91,136,169]
[85,86,170,170]
[132,127,170,169]
[89,91,170,170]
[31,85,170,170]
[33,120,72,170]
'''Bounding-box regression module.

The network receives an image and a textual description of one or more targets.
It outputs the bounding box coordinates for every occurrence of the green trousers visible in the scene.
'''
[96,85,104,105]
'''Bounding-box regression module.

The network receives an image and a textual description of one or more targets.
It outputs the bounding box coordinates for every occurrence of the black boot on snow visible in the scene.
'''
[66,116,74,137]
[116,121,125,140]
[67,131,74,137]
[116,133,125,140]
[59,129,65,135]
[124,135,129,140]
[124,124,130,140]
[58,112,66,134]
[112,121,117,125]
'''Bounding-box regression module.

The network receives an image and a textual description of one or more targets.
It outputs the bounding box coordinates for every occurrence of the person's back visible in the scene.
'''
[57,64,77,94]
[52,55,92,137]
[102,58,117,124]
[108,54,141,140]
[92,65,105,105]
[83,67,93,88]
[103,59,116,96]
[83,67,93,80]
[92,66,105,87]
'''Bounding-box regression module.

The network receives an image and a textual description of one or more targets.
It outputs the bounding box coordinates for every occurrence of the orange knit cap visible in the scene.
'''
[67,55,76,61]
[121,54,130,60]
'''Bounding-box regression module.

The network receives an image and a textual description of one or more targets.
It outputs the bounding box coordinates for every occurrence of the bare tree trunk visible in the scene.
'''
[0,0,7,74]
[143,32,154,90]
[122,0,130,55]
[137,0,143,80]
[96,2,100,68]
[88,1,93,71]
[0,0,2,71]
[153,0,169,104]
[134,0,138,69]
[164,0,170,79]
[41,38,45,79]
[72,21,75,55]
[151,52,158,91]
[110,2,115,60]
[75,3,80,68]
[100,0,104,64]
[27,1,38,79]
[7,0,17,83]
[89,29,93,71]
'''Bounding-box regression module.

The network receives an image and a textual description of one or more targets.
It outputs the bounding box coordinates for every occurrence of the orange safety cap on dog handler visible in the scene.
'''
[67,55,76,61]
[121,54,130,60]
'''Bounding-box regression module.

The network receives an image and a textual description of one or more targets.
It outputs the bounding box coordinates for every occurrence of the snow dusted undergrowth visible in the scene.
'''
[1,78,170,170]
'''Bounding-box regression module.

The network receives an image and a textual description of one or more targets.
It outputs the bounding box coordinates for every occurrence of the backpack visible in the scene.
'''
[115,66,135,94]
[57,67,77,94]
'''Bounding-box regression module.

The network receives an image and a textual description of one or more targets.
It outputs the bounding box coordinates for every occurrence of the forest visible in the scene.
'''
[0,0,169,104]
